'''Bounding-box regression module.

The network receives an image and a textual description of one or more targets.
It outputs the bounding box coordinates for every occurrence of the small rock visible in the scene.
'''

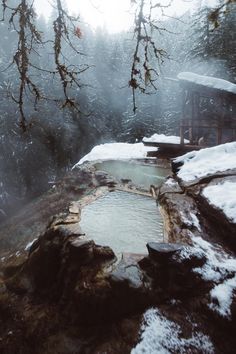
[109,254,146,290]
[69,202,81,215]
[68,238,95,263]
[93,245,115,260]
[159,177,182,195]
[121,178,131,184]
[147,242,184,263]
[110,263,143,289]
[0,279,6,294]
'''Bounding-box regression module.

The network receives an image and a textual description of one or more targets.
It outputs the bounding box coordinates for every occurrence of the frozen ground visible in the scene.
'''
[132,308,214,354]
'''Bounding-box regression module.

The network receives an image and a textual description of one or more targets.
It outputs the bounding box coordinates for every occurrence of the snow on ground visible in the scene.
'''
[178,72,236,94]
[25,238,38,251]
[174,209,236,319]
[143,133,189,144]
[180,211,201,232]
[74,142,157,166]
[209,275,236,318]
[192,235,236,282]
[131,308,214,354]
[75,134,185,166]
[164,178,179,188]
[202,181,236,223]
[175,142,236,182]
[188,233,236,318]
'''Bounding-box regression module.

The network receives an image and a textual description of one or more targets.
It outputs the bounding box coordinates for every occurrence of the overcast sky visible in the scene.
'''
[35,0,217,32]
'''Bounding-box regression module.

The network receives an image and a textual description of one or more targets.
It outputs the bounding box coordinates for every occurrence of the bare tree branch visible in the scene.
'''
[129,0,170,113]
[1,0,86,131]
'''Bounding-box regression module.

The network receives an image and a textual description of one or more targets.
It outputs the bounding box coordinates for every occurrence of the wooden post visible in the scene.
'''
[195,92,200,143]
[180,123,184,145]
[217,126,222,144]
[217,97,225,145]
[180,88,187,145]
[189,91,194,144]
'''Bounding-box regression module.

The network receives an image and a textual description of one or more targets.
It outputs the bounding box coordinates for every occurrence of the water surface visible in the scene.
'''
[80,190,163,255]
[95,160,170,190]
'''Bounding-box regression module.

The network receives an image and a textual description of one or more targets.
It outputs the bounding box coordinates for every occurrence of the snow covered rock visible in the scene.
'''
[159,143,236,321]
[202,180,236,224]
[74,142,156,166]
[173,142,236,186]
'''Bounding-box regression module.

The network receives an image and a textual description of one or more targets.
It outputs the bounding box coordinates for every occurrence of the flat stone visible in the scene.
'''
[70,238,94,250]
[110,263,143,289]
[50,213,80,226]
[69,202,81,215]
[147,242,184,262]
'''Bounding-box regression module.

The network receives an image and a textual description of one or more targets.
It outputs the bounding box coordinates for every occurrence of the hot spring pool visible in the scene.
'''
[80,190,163,255]
[95,160,170,190]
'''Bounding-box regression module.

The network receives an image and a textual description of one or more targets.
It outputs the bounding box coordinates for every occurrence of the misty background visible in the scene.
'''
[0,0,235,221]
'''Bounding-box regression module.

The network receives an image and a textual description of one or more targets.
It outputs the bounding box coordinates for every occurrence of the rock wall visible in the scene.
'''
[0,161,235,353]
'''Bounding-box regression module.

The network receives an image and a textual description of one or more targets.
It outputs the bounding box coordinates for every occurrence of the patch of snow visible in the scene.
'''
[209,275,236,317]
[175,142,236,182]
[25,238,38,251]
[203,181,236,223]
[180,211,193,227]
[190,235,236,318]
[190,212,201,231]
[169,299,179,305]
[174,244,205,262]
[178,72,236,95]
[180,212,201,232]
[164,178,178,187]
[193,236,236,280]
[143,133,189,144]
[73,142,157,166]
[131,308,214,354]
[174,230,236,318]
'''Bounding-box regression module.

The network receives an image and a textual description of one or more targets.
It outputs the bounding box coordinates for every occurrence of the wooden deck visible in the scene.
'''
[143,141,203,158]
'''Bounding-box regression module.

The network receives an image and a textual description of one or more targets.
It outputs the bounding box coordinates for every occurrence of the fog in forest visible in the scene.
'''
[0,0,235,220]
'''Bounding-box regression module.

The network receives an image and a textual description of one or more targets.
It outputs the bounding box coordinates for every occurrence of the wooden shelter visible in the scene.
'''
[143,72,236,158]
[178,72,236,146]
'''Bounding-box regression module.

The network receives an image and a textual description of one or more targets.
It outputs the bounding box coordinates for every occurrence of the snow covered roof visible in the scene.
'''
[178,72,236,95]
[143,133,189,144]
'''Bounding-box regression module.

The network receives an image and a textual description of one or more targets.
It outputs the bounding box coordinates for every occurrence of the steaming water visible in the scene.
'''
[80,190,163,255]
[95,160,170,189]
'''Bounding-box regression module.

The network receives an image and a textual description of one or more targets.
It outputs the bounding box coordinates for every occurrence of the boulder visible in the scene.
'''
[147,242,184,263]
